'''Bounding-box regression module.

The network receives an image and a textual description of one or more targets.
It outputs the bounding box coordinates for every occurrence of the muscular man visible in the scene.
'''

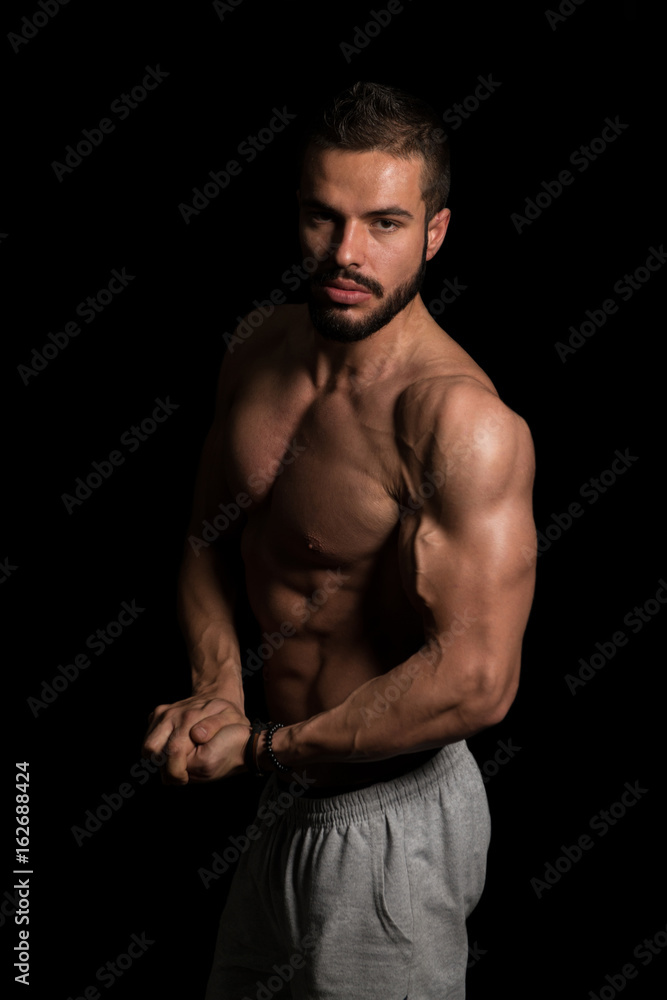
[144,82,536,998]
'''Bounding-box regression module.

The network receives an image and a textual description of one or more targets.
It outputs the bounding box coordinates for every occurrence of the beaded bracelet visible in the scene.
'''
[265,721,291,774]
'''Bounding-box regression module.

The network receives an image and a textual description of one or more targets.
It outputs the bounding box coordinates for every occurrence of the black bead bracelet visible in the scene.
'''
[266,721,291,773]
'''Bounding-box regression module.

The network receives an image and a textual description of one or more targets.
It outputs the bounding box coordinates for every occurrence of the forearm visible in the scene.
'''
[177,537,245,708]
[264,644,508,770]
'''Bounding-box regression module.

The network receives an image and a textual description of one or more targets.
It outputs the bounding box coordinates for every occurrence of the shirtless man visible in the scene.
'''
[143,82,536,999]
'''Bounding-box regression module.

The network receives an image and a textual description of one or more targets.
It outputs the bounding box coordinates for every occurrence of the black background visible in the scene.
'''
[3,1,665,997]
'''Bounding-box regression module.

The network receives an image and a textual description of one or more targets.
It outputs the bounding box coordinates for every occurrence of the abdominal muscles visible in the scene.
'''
[240,510,424,724]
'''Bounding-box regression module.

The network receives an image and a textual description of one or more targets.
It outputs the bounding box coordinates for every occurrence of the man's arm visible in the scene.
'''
[142,342,251,784]
[261,378,536,769]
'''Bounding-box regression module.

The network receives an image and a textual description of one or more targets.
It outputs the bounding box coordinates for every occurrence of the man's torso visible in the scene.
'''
[221,304,496,787]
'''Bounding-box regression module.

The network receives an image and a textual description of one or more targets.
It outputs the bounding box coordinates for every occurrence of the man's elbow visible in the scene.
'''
[453,662,520,734]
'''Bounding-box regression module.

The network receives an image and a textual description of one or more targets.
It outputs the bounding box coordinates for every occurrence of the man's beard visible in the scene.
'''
[306,243,428,343]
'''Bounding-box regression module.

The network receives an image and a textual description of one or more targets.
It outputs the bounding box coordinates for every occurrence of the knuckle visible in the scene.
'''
[183,709,204,726]
[206,697,227,712]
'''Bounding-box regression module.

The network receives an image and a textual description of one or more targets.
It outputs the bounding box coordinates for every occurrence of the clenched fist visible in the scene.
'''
[142,694,251,785]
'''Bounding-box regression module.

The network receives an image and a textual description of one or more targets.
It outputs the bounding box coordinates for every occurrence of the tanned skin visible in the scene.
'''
[143,147,537,788]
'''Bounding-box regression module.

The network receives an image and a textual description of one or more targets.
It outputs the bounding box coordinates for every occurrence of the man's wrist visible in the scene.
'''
[244,720,268,776]
[256,724,295,775]
[190,660,245,706]
[190,682,245,712]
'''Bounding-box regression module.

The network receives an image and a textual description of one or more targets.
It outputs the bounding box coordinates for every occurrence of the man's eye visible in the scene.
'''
[311,212,332,223]
[375,219,399,232]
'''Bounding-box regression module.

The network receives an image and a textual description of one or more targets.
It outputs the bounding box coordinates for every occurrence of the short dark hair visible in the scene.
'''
[300,81,450,222]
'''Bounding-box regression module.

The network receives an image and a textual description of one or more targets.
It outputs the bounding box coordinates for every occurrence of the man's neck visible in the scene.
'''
[306,295,432,390]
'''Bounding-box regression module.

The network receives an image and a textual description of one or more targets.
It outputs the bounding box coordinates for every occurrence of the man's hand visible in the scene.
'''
[142,694,251,785]
[184,719,256,784]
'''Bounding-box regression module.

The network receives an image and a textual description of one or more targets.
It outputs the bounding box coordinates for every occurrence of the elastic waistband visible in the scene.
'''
[261,741,471,829]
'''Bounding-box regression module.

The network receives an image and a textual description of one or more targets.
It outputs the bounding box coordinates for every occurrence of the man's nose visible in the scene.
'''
[330,220,365,269]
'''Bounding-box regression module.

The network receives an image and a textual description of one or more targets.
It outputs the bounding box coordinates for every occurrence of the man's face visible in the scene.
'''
[298,148,445,343]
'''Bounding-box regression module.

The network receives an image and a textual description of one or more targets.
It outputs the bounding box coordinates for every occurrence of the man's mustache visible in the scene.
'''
[310,268,384,298]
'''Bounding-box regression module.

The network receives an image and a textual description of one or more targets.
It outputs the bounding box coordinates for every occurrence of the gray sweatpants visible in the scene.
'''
[204,740,490,1000]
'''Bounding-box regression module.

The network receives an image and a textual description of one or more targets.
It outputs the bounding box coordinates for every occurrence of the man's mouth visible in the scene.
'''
[320,277,373,304]
[325,278,368,291]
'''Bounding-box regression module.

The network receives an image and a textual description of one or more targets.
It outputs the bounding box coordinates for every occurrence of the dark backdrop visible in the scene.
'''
[3,1,664,997]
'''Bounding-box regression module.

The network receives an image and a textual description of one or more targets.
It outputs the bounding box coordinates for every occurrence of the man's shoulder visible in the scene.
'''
[397,370,503,432]
[395,371,534,480]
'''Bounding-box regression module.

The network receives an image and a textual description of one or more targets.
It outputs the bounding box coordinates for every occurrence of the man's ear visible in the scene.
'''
[425,207,451,261]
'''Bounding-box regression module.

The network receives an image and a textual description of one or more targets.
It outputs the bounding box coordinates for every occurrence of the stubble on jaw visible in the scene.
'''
[306,244,428,344]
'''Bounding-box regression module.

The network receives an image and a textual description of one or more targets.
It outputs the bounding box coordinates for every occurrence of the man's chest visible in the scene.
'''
[223,377,404,564]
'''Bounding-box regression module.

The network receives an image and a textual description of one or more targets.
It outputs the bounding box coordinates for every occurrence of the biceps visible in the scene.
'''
[401,504,536,653]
